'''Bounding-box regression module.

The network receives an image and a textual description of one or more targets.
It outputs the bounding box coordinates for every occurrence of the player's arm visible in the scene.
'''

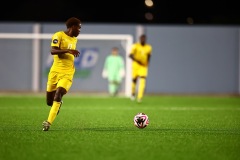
[129,54,145,66]
[146,46,152,66]
[147,54,151,66]
[50,46,80,57]
[102,57,109,78]
[129,44,145,66]
[119,57,125,78]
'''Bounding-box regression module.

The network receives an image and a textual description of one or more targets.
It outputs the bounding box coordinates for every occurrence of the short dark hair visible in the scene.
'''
[140,34,146,38]
[112,47,119,50]
[65,17,81,28]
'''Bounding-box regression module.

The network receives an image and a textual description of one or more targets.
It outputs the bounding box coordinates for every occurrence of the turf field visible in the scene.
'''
[0,94,240,160]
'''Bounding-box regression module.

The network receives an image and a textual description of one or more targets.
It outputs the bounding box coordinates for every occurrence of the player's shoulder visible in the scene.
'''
[106,55,112,60]
[135,42,141,45]
[52,31,64,38]
[146,43,152,49]
[53,31,64,35]
[133,43,141,48]
[146,43,152,47]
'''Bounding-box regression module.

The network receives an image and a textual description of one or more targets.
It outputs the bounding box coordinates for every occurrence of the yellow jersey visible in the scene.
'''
[50,31,78,74]
[130,42,152,65]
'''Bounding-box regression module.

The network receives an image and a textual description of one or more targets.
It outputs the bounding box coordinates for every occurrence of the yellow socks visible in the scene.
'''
[47,101,61,124]
[137,78,146,100]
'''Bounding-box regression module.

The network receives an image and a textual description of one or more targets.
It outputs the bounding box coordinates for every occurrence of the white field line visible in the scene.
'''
[0,106,240,111]
[62,106,240,111]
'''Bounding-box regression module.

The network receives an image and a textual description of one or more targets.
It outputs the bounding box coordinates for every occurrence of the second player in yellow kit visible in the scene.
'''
[129,34,152,102]
[42,17,81,131]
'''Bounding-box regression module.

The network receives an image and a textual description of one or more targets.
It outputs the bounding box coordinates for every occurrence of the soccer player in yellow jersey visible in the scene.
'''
[129,34,152,103]
[42,17,81,131]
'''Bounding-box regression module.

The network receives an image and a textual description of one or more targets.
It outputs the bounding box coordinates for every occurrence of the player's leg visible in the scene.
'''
[46,71,57,106]
[137,67,148,102]
[112,73,122,96]
[108,73,116,96]
[131,65,138,100]
[112,80,120,96]
[43,71,57,131]
[137,76,146,103]
[46,91,56,106]
[46,87,66,123]
[43,87,66,131]
[43,74,72,131]
[108,80,116,96]
[46,88,62,114]
[47,77,70,122]
[131,77,137,100]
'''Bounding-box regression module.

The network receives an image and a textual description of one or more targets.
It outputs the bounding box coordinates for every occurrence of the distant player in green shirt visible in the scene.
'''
[102,47,125,96]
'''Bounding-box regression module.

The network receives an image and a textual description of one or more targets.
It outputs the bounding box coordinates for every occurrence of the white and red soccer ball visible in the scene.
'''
[133,112,149,129]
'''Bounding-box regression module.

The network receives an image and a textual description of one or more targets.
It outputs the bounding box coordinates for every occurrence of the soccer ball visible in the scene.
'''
[133,112,149,129]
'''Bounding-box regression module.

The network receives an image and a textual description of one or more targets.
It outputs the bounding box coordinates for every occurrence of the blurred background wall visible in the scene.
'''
[0,22,239,95]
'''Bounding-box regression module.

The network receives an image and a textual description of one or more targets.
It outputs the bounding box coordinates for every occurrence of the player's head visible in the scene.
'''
[111,47,119,55]
[139,34,146,45]
[65,17,81,37]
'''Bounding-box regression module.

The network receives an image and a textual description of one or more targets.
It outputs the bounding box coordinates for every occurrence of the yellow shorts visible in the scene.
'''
[46,71,74,92]
[132,62,148,78]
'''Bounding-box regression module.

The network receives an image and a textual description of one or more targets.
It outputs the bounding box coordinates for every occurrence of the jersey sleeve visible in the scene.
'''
[51,32,62,48]
[103,56,109,70]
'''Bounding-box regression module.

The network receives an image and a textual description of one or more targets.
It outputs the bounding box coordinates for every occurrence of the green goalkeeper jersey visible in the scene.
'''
[103,55,125,80]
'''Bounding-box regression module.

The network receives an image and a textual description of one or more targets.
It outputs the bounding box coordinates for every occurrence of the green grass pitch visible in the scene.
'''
[0,94,240,160]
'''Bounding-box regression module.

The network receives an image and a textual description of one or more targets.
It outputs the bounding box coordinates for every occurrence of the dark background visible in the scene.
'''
[1,0,240,25]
